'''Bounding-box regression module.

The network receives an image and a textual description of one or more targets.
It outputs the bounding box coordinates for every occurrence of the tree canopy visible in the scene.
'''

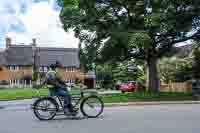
[58,0,200,92]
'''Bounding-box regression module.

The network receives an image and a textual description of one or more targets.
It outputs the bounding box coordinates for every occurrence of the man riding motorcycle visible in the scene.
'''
[44,61,77,115]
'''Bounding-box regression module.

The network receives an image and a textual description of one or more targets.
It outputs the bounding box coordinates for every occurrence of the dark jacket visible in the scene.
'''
[45,69,65,88]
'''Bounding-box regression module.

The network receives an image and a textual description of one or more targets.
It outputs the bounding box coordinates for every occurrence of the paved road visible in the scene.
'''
[0,104,200,133]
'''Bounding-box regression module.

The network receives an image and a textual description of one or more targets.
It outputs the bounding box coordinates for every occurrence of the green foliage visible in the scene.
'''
[0,88,82,101]
[129,33,152,49]
[0,88,48,100]
[159,57,192,83]
[58,0,200,90]
[102,74,113,89]
[0,80,9,85]
[0,88,195,101]
[174,60,193,82]
[60,0,200,57]
[57,0,78,7]
[32,72,39,81]
[193,42,200,79]
[79,43,98,71]
[96,64,113,89]
[96,59,145,89]
[112,60,145,82]
[102,92,194,103]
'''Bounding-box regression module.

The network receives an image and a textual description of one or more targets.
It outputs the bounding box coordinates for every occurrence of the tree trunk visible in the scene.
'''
[146,56,160,92]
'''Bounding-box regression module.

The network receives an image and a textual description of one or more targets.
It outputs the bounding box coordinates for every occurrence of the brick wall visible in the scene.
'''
[0,66,86,83]
[0,66,10,80]
[0,66,33,81]
[9,66,33,80]
[57,68,85,82]
[160,82,192,92]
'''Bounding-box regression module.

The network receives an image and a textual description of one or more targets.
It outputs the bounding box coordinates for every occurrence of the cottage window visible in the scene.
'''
[8,65,19,71]
[66,67,76,72]
[66,67,70,72]
[39,67,43,72]
[39,66,48,73]
[43,67,48,72]
[72,67,76,72]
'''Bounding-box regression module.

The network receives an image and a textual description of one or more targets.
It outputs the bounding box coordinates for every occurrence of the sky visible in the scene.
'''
[0,0,79,48]
[0,0,193,49]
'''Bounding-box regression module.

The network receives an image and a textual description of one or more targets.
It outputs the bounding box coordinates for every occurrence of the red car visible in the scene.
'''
[119,81,145,93]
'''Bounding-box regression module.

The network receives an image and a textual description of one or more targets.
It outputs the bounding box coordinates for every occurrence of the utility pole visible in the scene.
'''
[32,38,38,85]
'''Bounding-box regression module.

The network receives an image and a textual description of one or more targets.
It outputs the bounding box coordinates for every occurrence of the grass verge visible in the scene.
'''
[0,88,196,102]
[0,88,48,101]
[101,92,196,103]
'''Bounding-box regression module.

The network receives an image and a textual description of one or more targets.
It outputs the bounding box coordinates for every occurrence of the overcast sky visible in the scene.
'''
[0,0,193,49]
[0,0,79,48]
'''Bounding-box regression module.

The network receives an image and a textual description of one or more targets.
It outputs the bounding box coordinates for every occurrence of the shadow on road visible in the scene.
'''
[53,116,86,121]
[33,115,105,122]
[52,115,104,121]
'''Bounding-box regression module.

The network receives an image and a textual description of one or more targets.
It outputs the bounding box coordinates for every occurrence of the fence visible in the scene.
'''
[160,82,192,92]
[0,80,33,88]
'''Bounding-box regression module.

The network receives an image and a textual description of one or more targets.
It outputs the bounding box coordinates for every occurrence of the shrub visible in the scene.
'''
[0,80,9,85]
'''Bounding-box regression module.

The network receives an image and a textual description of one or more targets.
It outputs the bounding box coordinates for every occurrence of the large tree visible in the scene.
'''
[58,0,200,92]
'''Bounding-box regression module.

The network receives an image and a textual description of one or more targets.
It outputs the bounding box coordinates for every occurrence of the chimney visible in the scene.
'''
[6,37,12,48]
[32,38,36,46]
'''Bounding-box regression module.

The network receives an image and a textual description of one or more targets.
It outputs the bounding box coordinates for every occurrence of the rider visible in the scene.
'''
[44,61,76,115]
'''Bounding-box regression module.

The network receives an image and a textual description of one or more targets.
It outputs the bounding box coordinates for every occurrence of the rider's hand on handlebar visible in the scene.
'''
[33,82,45,89]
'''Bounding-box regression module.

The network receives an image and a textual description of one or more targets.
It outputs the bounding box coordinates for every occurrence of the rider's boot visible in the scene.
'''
[64,108,77,116]
[64,104,78,116]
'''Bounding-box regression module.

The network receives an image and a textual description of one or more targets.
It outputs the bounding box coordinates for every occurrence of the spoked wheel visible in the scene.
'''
[80,96,104,118]
[33,97,58,120]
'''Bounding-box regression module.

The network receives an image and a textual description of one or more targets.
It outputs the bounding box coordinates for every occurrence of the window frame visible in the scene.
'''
[66,66,76,72]
[39,66,48,73]
[7,65,20,71]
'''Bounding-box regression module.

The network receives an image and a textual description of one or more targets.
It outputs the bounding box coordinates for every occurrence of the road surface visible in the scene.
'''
[0,104,200,133]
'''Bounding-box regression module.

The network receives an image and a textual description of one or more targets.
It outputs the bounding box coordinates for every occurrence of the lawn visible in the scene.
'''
[0,88,48,101]
[0,88,196,102]
[0,88,85,101]
[101,92,196,103]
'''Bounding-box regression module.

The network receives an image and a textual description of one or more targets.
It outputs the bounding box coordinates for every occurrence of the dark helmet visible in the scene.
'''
[50,61,63,70]
[55,60,63,68]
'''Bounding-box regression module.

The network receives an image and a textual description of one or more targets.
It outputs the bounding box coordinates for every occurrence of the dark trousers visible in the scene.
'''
[49,87,73,110]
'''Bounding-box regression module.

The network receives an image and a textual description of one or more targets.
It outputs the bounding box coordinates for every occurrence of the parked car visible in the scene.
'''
[119,81,145,93]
